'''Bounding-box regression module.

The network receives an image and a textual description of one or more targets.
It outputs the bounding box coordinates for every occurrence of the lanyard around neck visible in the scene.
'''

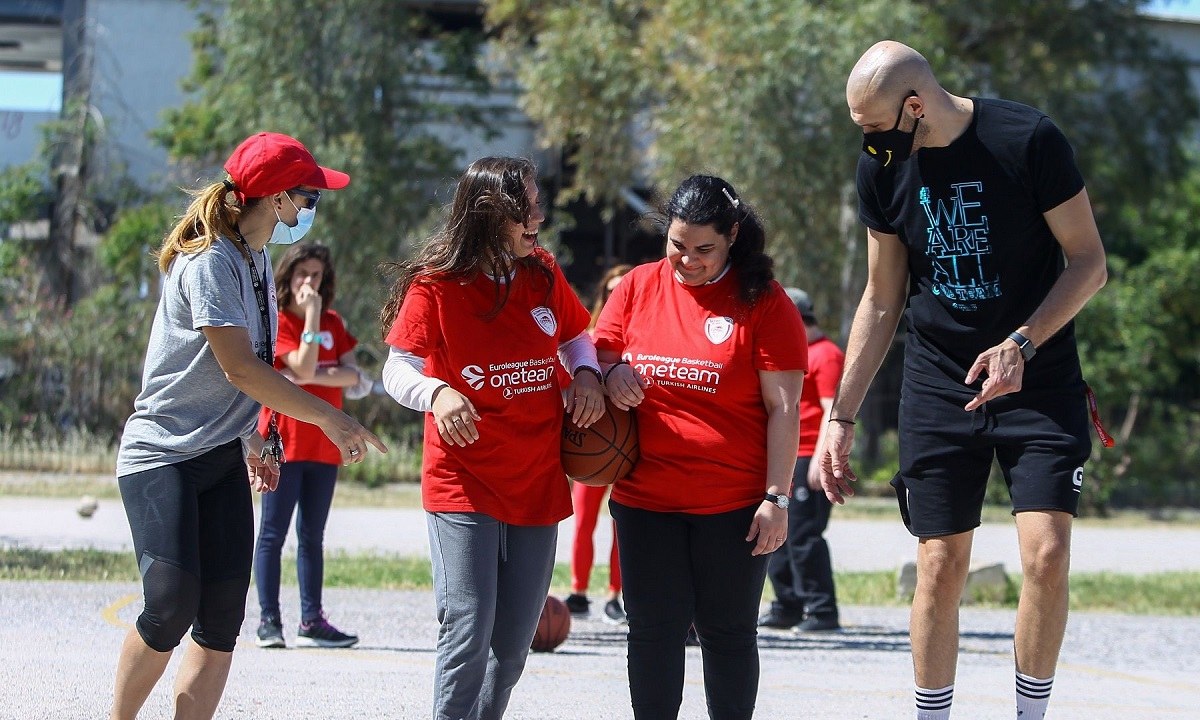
[232,231,285,462]
[233,231,274,365]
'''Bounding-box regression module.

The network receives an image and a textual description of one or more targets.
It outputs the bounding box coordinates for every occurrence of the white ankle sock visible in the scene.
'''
[916,683,954,719]
[1015,672,1053,718]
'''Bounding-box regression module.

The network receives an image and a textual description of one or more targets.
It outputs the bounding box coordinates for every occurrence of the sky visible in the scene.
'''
[2,1,1200,112]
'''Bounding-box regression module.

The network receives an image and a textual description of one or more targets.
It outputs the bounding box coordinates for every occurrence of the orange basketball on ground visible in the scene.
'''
[561,396,639,487]
[531,595,571,652]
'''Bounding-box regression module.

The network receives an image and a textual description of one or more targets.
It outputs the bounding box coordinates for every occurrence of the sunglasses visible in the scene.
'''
[289,188,321,210]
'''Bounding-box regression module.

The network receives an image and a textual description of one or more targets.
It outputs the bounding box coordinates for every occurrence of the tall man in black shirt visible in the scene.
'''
[823,41,1108,720]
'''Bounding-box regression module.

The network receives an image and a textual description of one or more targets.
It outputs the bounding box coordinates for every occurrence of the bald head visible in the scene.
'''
[847,41,937,114]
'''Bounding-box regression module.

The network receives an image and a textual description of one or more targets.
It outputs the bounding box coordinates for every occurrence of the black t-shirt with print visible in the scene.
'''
[857,97,1086,393]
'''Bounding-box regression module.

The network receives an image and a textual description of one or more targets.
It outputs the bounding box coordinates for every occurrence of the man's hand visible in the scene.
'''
[964,338,1025,411]
[820,421,858,504]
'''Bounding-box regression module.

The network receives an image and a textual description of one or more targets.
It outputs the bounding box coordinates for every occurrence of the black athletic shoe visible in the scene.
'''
[794,614,840,633]
[256,617,285,649]
[757,606,803,630]
[603,598,627,625]
[564,593,590,615]
[296,616,358,648]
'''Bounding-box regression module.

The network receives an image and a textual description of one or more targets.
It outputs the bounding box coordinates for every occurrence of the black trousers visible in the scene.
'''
[765,457,838,619]
[610,499,768,720]
[119,439,253,652]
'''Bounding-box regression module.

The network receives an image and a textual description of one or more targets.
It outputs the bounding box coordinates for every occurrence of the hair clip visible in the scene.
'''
[222,179,236,192]
[721,187,740,209]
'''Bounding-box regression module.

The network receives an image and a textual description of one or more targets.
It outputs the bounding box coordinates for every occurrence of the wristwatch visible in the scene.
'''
[1008,331,1036,362]
[764,492,790,510]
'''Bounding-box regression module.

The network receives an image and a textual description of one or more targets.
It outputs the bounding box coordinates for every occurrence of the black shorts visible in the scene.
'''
[892,380,1092,537]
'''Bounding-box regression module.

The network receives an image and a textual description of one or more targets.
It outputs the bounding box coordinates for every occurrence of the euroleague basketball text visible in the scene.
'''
[628,353,724,394]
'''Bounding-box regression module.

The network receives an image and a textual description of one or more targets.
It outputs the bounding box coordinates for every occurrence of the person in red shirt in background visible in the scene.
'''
[379,157,606,720]
[759,288,845,633]
[597,175,808,720]
[565,263,633,624]
[253,243,364,651]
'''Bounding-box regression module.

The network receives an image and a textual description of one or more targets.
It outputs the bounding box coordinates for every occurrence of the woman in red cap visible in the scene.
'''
[111,132,386,719]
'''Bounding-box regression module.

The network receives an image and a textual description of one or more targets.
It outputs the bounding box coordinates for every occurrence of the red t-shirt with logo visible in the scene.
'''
[593,259,808,514]
[385,251,590,525]
[258,309,357,465]
[798,336,845,458]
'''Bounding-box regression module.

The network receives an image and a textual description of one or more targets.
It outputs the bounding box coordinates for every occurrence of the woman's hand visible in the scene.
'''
[746,501,788,556]
[317,410,389,464]
[295,283,322,316]
[565,369,605,428]
[431,385,481,447]
[605,363,646,411]
[243,437,280,493]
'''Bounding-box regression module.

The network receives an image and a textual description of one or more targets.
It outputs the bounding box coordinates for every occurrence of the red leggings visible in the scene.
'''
[570,482,621,594]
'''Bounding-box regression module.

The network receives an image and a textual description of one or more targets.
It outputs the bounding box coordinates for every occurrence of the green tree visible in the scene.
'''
[155,0,494,340]
[489,0,1200,507]
[488,0,1196,323]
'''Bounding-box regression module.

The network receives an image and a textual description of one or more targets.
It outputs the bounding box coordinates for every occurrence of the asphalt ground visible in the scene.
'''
[5,496,1200,575]
[3,581,1199,719]
[4,489,1200,718]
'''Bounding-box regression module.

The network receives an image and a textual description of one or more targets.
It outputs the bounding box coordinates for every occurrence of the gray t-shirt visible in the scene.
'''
[116,236,276,477]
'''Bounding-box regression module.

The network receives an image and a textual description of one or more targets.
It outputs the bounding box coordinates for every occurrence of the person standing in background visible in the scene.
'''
[254,243,362,650]
[759,288,843,633]
[565,263,634,624]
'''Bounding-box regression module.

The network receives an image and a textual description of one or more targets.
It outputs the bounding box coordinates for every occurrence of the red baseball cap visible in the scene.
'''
[224,132,350,201]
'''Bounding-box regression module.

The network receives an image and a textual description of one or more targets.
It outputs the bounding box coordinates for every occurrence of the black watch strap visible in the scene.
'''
[1008,331,1036,362]
[764,492,789,509]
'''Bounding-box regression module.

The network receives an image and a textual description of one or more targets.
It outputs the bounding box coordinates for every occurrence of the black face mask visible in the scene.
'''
[862,94,919,167]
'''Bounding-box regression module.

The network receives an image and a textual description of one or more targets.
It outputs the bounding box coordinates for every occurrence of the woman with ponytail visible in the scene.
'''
[380,156,605,719]
[594,175,809,719]
[112,132,385,719]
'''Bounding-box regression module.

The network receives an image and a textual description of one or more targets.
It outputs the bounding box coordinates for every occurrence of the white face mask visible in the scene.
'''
[268,194,315,245]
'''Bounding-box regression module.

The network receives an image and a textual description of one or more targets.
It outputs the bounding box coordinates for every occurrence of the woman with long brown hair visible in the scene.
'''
[381,156,604,719]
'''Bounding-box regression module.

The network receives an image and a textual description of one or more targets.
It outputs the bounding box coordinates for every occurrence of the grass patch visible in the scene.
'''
[5,548,1198,616]
[0,548,138,582]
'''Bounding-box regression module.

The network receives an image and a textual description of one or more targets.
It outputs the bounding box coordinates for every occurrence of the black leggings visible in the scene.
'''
[118,439,253,652]
[610,500,768,720]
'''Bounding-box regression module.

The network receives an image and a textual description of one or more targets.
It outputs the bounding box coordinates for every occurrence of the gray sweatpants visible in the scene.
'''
[426,512,558,720]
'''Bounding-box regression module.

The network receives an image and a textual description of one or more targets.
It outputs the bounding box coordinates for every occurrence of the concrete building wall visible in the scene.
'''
[86,0,195,187]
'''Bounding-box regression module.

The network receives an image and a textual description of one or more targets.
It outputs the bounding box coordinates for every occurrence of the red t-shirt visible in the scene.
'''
[592,259,808,514]
[798,336,845,458]
[386,252,590,525]
[259,309,358,465]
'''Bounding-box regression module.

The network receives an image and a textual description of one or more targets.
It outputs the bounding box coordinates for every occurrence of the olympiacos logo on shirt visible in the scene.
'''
[704,316,734,344]
[531,306,557,337]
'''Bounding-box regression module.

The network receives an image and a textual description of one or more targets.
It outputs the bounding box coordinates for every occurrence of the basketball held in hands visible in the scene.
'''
[561,395,639,486]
